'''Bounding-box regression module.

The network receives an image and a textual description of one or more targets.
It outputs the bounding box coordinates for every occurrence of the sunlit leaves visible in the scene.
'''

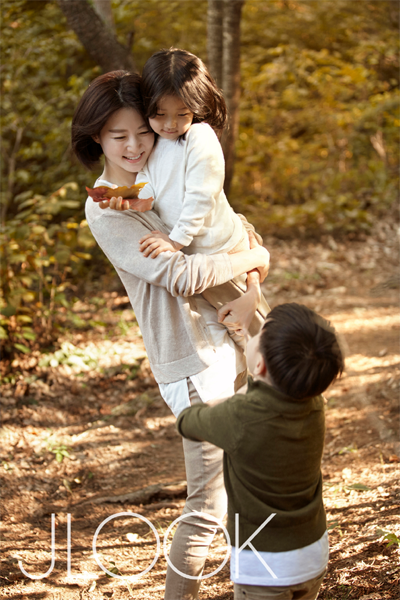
[1,0,99,211]
[233,0,399,234]
[0,185,96,356]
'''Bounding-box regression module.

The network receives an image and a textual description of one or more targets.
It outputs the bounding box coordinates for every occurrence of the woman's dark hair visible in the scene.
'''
[259,303,344,400]
[71,70,148,170]
[141,48,227,132]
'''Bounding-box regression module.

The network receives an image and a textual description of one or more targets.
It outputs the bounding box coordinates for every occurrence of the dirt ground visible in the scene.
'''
[1,217,399,600]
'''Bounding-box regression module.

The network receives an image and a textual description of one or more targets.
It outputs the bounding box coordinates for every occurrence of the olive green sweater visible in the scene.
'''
[177,378,326,552]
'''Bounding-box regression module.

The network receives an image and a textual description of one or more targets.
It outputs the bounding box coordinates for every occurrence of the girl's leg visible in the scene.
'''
[164,381,227,600]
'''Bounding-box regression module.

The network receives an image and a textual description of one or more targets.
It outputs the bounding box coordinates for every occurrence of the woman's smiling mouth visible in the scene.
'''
[124,153,144,162]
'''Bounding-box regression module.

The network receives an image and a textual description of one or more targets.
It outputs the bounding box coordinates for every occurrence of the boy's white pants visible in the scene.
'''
[233,570,326,600]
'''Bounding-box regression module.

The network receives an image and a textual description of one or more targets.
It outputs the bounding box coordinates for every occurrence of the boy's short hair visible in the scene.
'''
[259,303,344,400]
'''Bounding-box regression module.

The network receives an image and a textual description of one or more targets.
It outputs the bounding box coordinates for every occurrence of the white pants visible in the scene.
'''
[234,570,326,600]
[164,380,227,600]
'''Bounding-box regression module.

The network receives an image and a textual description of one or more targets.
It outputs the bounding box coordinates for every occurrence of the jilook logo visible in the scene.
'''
[17,511,277,582]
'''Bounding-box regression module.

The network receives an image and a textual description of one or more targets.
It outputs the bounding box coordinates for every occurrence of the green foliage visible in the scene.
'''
[1,0,101,212]
[1,1,101,355]
[45,437,71,462]
[376,527,400,548]
[233,0,399,235]
[51,444,71,463]
[0,183,96,356]
[38,340,101,370]
[344,483,371,492]
[1,0,398,356]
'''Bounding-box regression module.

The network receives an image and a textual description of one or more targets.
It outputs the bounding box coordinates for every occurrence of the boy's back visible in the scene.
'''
[177,377,326,553]
[177,303,344,598]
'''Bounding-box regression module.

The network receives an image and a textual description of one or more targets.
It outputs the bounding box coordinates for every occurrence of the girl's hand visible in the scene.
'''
[218,286,260,336]
[139,231,184,258]
[99,196,130,211]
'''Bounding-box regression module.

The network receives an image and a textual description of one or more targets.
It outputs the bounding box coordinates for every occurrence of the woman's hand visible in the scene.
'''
[98,195,154,211]
[139,231,184,258]
[99,196,131,211]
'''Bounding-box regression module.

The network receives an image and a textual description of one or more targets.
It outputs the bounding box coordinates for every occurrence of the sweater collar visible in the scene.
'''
[246,376,323,415]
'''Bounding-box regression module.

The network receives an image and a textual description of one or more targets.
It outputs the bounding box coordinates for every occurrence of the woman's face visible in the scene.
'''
[94,107,154,182]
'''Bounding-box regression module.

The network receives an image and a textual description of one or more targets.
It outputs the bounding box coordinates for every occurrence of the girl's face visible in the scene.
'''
[149,95,193,141]
[93,107,154,183]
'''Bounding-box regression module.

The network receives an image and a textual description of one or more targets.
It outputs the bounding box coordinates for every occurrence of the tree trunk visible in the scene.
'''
[207,0,223,87]
[221,0,245,196]
[389,0,400,28]
[207,0,244,196]
[57,0,136,73]
[92,0,116,34]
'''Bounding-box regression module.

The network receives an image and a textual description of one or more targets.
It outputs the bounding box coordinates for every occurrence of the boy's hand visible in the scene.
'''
[139,231,184,258]
[218,287,259,336]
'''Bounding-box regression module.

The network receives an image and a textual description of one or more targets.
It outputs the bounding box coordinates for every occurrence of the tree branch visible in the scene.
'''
[75,480,187,506]
[57,0,136,73]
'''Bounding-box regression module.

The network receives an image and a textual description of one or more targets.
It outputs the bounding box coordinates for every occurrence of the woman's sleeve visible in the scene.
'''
[87,206,234,297]
[168,125,225,247]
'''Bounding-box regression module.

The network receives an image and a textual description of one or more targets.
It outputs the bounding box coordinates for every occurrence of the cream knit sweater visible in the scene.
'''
[85,199,238,383]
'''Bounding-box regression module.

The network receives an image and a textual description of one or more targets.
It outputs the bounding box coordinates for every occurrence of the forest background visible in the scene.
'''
[1,0,399,359]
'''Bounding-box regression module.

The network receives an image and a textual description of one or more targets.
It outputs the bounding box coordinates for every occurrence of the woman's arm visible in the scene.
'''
[86,202,270,298]
[229,242,269,282]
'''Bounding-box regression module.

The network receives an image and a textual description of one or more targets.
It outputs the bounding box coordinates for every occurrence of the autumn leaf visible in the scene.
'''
[85,184,153,212]
[86,183,147,200]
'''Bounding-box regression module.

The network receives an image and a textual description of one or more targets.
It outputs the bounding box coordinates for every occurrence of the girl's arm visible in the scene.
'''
[168,124,224,247]
[139,124,225,255]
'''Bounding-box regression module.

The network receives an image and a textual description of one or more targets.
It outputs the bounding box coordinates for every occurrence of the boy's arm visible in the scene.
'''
[176,401,240,453]
[218,270,261,336]
[218,230,266,335]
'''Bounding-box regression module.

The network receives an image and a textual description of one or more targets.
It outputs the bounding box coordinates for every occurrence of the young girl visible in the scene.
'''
[105,48,269,338]
[72,70,270,600]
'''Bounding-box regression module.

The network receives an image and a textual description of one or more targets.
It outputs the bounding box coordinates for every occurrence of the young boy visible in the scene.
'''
[177,303,344,600]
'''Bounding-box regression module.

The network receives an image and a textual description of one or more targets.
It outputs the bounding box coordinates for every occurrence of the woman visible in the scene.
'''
[72,70,270,600]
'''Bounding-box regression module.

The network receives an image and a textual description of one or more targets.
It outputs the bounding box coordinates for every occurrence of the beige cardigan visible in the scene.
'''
[87,200,231,383]
[85,200,268,384]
